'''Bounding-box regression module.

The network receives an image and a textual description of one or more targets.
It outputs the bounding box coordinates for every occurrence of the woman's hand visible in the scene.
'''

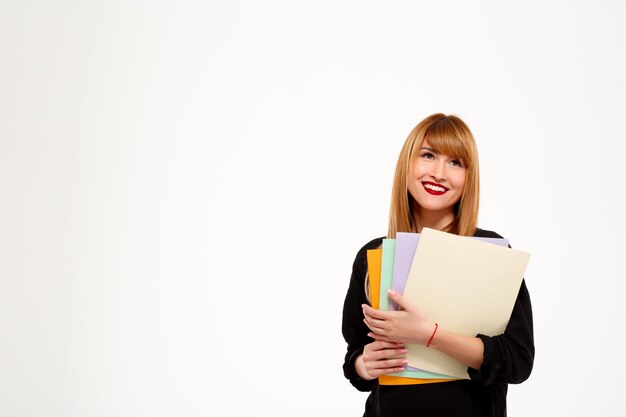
[362,289,436,345]
[356,340,408,380]
[364,289,485,369]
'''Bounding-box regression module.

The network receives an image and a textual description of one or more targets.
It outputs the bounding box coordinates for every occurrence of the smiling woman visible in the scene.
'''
[387,114,480,238]
[341,114,534,417]
[407,138,467,229]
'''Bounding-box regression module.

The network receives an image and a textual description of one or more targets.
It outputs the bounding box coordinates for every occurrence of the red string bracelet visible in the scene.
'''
[426,323,438,348]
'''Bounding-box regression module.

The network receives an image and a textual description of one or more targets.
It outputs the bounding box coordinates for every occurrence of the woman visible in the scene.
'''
[341,114,534,417]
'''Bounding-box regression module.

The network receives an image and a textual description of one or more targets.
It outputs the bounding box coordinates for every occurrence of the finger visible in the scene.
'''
[367,366,407,378]
[362,304,394,320]
[363,315,387,328]
[362,309,392,324]
[370,348,408,361]
[365,359,408,376]
[374,358,408,369]
[363,318,386,334]
[369,339,404,349]
[368,332,403,344]
[387,290,412,312]
[366,358,408,376]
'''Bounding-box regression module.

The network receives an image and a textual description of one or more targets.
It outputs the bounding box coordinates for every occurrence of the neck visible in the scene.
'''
[414,207,455,233]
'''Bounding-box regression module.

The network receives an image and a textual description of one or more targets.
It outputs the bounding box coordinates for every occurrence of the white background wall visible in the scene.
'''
[1,1,625,416]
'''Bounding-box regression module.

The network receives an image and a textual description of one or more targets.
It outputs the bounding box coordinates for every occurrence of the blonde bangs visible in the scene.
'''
[419,118,471,168]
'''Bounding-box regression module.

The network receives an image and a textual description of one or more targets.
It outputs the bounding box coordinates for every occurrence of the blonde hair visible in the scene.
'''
[387,113,480,238]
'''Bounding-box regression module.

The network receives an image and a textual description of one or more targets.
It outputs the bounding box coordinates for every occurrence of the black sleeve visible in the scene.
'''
[341,240,380,392]
[468,279,535,385]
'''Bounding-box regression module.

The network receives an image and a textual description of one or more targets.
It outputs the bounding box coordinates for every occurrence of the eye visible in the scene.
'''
[421,152,435,160]
[450,159,463,168]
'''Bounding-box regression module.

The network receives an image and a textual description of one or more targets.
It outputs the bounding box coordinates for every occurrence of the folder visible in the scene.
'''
[392,232,509,311]
[402,228,530,379]
[379,239,395,312]
[366,249,382,309]
[369,245,452,385]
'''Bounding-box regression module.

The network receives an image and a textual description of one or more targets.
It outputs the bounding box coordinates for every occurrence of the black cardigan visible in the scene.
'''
[341,229,534,417]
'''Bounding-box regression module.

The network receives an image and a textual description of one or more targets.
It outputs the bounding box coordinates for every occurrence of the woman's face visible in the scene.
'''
[407,139,467,216]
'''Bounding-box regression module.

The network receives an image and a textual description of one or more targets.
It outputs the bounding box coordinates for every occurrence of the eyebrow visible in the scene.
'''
[419,147,463,163]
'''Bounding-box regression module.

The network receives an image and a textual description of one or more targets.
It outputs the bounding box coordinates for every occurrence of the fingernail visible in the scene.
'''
[400,349,407,353]
[388,289,396,296]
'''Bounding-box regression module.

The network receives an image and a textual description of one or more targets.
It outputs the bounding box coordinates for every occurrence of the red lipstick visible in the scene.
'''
[422,181,448,195]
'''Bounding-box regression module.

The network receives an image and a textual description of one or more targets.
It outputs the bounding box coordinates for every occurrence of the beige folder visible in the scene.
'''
[403,228,530,379]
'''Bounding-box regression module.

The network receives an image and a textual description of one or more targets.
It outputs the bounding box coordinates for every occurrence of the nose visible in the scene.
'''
[430,160,447,181]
